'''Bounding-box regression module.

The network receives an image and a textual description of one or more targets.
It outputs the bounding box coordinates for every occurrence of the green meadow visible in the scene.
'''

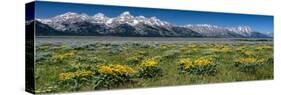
[34,37,273,93]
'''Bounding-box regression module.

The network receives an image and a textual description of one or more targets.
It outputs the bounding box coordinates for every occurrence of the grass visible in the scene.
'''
[34,42,273,93]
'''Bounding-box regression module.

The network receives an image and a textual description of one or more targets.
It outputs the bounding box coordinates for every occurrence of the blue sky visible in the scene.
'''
[34,1,273,33]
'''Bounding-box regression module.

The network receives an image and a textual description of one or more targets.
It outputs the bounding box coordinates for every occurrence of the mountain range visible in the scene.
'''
[26,11,271,38]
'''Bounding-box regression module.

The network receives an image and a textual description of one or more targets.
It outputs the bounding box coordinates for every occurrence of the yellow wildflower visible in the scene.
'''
[59,70,94,81]
[236,57,257,64]
[59,72,75,80]
[178,58,193,69]
[209,47,231,53]
[256,45,272,50]
[98,65,113,74]
[74,70,93,77]
[194,56,213,66]
[140,58,159,67]
[52,51,76,62]
[98,64,136,75]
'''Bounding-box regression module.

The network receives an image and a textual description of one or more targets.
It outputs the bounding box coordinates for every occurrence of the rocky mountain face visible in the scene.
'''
[184,24,269,38]
[29,11,271,38]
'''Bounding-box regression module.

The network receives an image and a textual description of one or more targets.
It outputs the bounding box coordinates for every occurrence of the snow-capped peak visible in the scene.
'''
[184,24,253,33]
[37,12,93,30]
[147,17,169,26]
[93,13,106,18]
[227,25,253,36]
[36,11,171,29]
[51,12,92,23]
[118,11,134,20]
[64,12,77,15]
[92,13,109,24]
[184,24,228,36]
[57,12,78,17]
[53,12,82,20]
[184,24,255,37]
[120,11,131,17]
[105,11,169,27]
[33,11,268,38]
[36,11,256,37]
[117,11,134,20]
[236,26,252,32]
[185,24,220,28]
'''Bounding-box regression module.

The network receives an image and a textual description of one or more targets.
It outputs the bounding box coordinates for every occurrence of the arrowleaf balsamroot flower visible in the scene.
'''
[59,70,94,80]
[140,58,159,67]
[194,56,213,66]
[236,57,257,64]
[178,58,193,69]
[98,64,136,75]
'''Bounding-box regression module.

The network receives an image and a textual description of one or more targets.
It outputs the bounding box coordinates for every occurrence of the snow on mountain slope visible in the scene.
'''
[35,11,270,37]
[37,11,171,30]
[184,24,267,37]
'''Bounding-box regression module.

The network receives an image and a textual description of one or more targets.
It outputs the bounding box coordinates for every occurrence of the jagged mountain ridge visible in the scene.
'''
[32,11,270,37]
[184,24,269,38]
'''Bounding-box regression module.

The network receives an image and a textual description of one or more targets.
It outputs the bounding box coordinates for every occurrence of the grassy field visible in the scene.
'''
[34,38,273,93]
